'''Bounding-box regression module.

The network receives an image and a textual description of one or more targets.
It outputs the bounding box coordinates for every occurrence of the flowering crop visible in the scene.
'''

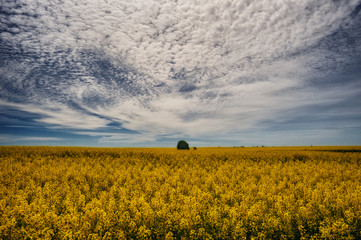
[0,146,361,239]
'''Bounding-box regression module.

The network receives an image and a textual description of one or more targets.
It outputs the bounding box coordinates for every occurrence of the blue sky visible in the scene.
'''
[1,0,361,147]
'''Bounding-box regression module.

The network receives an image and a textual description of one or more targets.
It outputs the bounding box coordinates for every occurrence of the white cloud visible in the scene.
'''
[0,101,110,130]
[0,135,63,143]
[75,131,158,144]
[20,137,62,141]
[5,0,359,82]
[1,0,360,145]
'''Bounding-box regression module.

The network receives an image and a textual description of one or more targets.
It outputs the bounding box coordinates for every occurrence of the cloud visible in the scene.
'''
[74,131,157,145]
[20,136,62,141]
[0,101,110,130]
[0,134,63,143]
[1,0,361,145]
[2,0,359,81]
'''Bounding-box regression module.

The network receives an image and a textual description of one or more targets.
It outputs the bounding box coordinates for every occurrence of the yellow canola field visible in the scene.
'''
[0,146,361,239]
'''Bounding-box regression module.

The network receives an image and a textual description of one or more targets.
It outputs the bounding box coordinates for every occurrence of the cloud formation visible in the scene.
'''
[1,0,361,145]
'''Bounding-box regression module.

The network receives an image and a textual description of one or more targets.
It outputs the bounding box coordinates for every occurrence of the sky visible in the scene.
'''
[1,0,361,147]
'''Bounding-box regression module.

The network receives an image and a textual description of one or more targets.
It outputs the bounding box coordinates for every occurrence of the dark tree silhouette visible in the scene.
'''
[177,140,189,150]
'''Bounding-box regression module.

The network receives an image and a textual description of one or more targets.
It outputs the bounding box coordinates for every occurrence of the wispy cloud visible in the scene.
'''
[0,101,110,130]
[0,134,63,143]
[0,0,360,146]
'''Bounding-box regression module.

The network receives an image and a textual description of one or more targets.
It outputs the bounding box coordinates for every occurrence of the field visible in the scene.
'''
[1,146,361,239]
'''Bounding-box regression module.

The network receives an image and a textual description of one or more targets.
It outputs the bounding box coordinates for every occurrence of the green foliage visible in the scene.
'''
[177,140,189,150]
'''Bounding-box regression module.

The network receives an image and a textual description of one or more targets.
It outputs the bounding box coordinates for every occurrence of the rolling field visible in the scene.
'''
[1,146,361,239]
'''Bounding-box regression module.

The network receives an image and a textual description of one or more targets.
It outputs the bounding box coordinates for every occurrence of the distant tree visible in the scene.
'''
[177,140,189,150]
[193,147,197,150]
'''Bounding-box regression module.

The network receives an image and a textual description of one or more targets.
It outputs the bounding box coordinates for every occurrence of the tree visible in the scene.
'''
[177,140,189,150]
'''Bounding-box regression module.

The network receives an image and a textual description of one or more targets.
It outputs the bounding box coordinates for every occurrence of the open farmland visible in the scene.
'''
[1,146,361,239]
